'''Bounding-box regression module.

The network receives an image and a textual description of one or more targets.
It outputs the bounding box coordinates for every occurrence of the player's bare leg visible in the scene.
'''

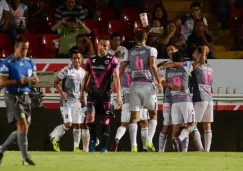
[50,122,71,152]
[146,110,157,152]
[203,122,212,152]
[139,120,149,152]
[129,111,139,152]
[81,123,90,152]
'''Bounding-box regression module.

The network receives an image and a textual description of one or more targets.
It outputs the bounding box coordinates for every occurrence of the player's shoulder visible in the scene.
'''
[106,53,113,59]
[2,55,15,65]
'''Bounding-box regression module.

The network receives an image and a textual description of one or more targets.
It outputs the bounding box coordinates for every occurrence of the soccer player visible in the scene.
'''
[191,46,213,152]
[160,51,204,152]
[0,37,39,165]
[80,37,122,153]
[120,30,162,152]
[157,44,179,152]
[49,50,89,152]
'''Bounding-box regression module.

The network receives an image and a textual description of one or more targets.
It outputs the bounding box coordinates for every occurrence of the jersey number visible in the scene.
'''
[203,71,212,85]
[136,56,144,70]
[173,77,182,89]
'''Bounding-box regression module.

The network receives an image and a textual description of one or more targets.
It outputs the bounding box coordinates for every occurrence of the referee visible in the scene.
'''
[0,37,39,165]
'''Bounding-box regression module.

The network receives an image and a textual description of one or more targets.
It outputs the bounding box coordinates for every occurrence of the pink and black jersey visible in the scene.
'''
[192,64,213,102]
[86,54,119,97]
[123,45,158,83]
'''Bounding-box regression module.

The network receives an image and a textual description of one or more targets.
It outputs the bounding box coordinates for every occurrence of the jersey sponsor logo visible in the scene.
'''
[105,60,109,65]
[0,64,9,72]
[167,72,183,78]
[199,84,212,92]
[92,65,105,70]
[131,50,146,56]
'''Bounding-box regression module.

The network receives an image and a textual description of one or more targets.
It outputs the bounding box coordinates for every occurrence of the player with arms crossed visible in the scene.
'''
[0,37,39,165]
[192,46,213,152]
[80,37,122,153]
[49,50,90,152]
[120,30,162,152]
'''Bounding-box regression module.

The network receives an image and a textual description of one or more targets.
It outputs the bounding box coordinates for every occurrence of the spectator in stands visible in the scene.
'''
[176,2,208,40]
[108,32,128,64]
[28,0,47,20]
[56,0,86,23]
[187,20,214,59]
[51,17,91,56]
[7,0,28,44]
[159,21,186,54]
[0,0,10,33]
[148,18,164,45]
[69,34,95,60]
[151,3,168,28]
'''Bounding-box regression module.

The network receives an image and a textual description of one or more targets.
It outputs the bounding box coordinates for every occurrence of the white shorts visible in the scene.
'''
[194,101,214,123]
[129,82,158,112]
[171,102,195,125]
[60,101,86,124]
[163,103,171,125]
[121,103,150,123]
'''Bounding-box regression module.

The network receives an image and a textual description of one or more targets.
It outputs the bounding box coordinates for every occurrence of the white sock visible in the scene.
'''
[129,123,138,147]
[148,119,157,142]
[141,128,148,149]
[50,124,69,141]
[159,132,167,152]
[81,129,90,152]
[204,130,212,152]
[115,126,127,140]
[192,128,204,151]
[73,129,81,149]
[178,129,190,142]
[181,137,189,152]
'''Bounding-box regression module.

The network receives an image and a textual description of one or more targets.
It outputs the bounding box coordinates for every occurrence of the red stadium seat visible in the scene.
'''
[229,8,243,28]
[108,20,128,36]
[31,20,52,33]
[144,0,160,7]
[42,34,59,53]
[145,6,153,21]
[134,20,149,33]
[44,8,56,24]
[85,19,102,34]
[1,48,14,58]
[120,7,140,26]
[0,34,12,50]
[95,8,116,27]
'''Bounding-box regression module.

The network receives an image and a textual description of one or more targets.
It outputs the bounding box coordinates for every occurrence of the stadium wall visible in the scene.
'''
[0,108,242,152]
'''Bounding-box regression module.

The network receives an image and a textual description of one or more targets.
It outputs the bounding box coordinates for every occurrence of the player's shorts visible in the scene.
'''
[86,95,114,119]
[121,103,149,123]
[194,101,214,123]
[60,101,85,124]
[4,92,31,124]
[171,102,195,125]
[129,82,157,112]
[163,103,171,125]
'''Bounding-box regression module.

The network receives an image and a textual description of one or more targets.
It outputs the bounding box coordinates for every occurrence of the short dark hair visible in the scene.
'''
[69,49,82,58]
[135,30,147,43]
[111,32,121,39]
[15,37,28,46]
[190,2,201,9]
[172,51,184,62]
[166,43,178,49]
[100,36,110,41]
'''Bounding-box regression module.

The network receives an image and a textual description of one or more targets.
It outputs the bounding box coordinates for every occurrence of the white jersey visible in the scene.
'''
[58,65,85,104]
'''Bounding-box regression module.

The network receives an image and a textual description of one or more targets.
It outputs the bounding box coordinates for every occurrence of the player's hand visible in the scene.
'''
[60,91,67,100]
[116,95,123,109]
[19,77,30,85]
[157,82,163,91]
[169,83,181,91]
[30,78,39,86]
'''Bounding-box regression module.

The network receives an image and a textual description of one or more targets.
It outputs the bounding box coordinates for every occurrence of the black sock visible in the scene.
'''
[101,124,110,149]
[87,123,96,141]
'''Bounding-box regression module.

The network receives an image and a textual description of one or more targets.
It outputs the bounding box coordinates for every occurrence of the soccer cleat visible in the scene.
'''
[143,149,149,152]
[0,152,3,165]
[113,139,119,152]
[146,141,156,152]
[73,148,82,152]
[100,147,108,153]
[172,138,181,152]
[50,139,60,152]
[89,140,97,152]
[131,146,137,152]
[23,158,35,166]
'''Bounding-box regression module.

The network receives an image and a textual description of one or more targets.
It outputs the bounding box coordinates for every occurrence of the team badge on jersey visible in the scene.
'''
[105,60,109,65]
[92,59,96,63]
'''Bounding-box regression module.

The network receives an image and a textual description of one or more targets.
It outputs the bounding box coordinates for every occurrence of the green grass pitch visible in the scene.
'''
[1,152,243,171]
